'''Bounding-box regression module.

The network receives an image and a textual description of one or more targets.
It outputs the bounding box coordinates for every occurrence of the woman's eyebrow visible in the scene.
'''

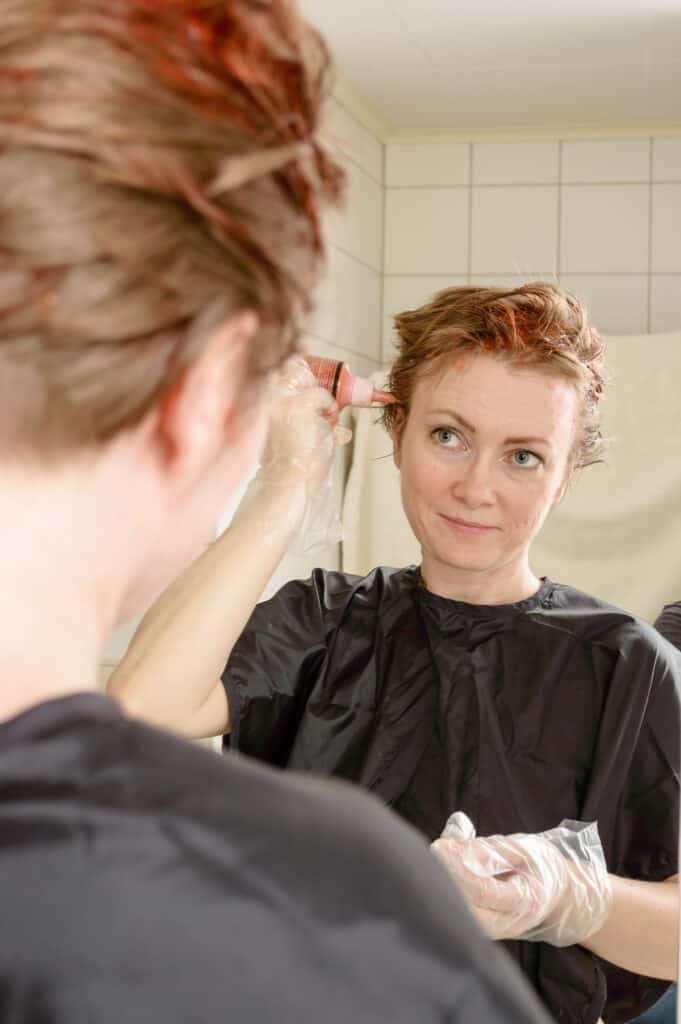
[427,408,551,448]
[428,408,476,432]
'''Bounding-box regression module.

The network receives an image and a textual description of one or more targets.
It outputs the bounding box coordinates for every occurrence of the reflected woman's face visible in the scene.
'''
[393,353,578,589]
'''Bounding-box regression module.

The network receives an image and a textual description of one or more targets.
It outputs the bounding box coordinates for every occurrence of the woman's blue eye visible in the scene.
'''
[511,450,540,468]
[433,428,462,448]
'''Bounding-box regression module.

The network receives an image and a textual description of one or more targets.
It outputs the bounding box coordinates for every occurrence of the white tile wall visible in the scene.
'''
[383,134,681,337]
[310,246,382,362]
[384,188,468,274]
[327,158,383,272]
[560,275,649,335]
[651,184,681,273]
[322,98,384,185]
[471,186,558,275]
[382,275,467,361]
[560,185,649,274]
[650,276,681,333]
[473,142,559,185]
[561,140,650,183]
[653,139,681,181]
[386,143,469,187]
[469,275,544,289]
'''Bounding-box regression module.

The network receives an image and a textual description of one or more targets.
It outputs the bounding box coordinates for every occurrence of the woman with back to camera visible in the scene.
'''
[111,283,680,1024]
[0,3,559,1021]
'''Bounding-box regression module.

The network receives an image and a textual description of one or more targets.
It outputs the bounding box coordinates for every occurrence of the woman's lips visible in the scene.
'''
[439,514,499,535]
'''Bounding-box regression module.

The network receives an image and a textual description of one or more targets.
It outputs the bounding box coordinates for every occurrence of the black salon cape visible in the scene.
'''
[0,692,551,1024]
[656,602,681,651]
[222,566,681,1024]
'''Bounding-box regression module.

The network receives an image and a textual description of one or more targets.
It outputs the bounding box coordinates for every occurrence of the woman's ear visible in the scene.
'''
[391,407,406,470]
[154,311,259,485]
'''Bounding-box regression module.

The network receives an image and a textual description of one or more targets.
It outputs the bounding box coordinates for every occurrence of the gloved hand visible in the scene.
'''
[242,355,351,550]
[431,814,612,947]
[259,355,349,490]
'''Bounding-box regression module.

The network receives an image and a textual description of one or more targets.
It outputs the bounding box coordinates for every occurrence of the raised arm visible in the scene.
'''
[108,364,340,738]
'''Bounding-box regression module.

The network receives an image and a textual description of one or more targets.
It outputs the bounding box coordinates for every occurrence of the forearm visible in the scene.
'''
[582,874,678,981]
[108,478,307,736]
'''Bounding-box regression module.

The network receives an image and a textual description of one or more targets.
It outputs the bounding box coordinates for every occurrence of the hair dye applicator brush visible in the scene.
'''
[305,355,396,410]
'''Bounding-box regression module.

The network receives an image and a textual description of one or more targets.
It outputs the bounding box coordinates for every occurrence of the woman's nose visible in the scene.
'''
[451,456,496,507]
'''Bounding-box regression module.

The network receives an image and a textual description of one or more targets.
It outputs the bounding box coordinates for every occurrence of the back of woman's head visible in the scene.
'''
[0,0,343,456]
[384,282,606,470]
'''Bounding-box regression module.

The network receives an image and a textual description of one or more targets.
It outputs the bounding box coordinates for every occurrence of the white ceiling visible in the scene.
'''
[298,0,681,135]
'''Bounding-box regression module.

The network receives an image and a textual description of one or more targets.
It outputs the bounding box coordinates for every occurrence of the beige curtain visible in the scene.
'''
[342,331,681,623]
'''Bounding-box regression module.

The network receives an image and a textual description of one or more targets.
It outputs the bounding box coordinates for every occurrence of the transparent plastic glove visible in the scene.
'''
[243,356,351,552]
[432,813,612,947]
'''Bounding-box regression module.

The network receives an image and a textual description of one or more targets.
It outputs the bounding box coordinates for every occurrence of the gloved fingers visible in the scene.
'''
[533,857,613,945]
[242,357,347,548]
[432,837,515,880]
[435,816,613,947]
[276,354,317,393]
[466,833,553,876]
[271,377,337,424]
[432,837,557,939]
[469,904,524,942]
[270,356,337,429]
[270,356,353,448]
[261,375,338,478]
[432,840,524,911]
[333,424,353,446]
[281,383,337,424]
[440,811,476,840]
[276,357,345,425]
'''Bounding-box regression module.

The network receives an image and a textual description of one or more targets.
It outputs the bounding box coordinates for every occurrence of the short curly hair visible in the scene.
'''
[0,0,344,456]
[383,282,606,470]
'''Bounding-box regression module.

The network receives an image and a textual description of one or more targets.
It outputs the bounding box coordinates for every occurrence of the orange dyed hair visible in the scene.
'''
[383,283,606,470]
[0,0,344,456]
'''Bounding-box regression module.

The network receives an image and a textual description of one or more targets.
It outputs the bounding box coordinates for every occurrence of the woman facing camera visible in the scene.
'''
[112,283,680,1024]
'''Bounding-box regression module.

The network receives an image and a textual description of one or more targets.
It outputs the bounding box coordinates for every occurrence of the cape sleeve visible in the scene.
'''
[654,602,681,651]
[611,638,680,884]
[221,569,348,767]
[599,631,680,1022]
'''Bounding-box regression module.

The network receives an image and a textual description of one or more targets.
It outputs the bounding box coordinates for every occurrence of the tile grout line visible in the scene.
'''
[380,141,388,364]
[557,140,563,280]
[383,179,681,189]
[369,138,681,335]
[338,149,383,188]
[322,126,383,188]
[329,95,385,186]
[307,333,382,370]
[647,137,654,332]
[325,96,384,188]
[382,271,674,279]
[467,143,474,283]
[331,242,382,277]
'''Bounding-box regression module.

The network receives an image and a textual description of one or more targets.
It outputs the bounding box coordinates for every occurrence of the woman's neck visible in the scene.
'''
[420,554,541,605]
[0,559,107,724]
[0,463,134,724]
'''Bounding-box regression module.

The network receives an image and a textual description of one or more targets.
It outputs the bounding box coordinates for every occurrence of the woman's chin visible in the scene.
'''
[421,537,501,575]
[426,552,499,576]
